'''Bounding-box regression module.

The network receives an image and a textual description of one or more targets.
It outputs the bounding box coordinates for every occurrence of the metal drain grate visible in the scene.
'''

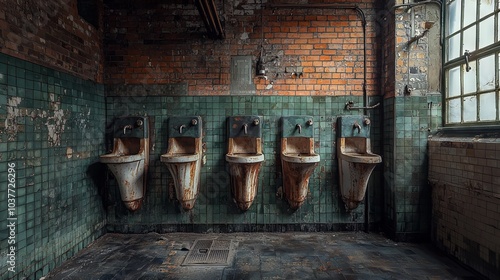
[182,239,233,266]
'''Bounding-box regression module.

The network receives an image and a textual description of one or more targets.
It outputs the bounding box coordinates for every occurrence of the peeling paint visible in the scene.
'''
[76,106,91,130]
[66,147,73,158]
[240,32,249,40]
[46,109,67,146]
[4,96,23,141]
[3,95,69,146]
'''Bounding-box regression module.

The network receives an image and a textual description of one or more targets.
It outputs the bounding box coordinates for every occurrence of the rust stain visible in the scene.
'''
[282,161,318,209]
[189,160,196,191]
[124,198,143,211]
[229,161,263,210]
[341,161,377,211]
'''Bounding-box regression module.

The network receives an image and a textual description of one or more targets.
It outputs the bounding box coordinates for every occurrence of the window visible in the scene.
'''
[444,0,499,125]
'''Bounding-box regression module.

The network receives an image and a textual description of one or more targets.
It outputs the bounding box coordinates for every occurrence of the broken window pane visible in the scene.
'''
[479,92,496,121]
[479,54,495,91]
[463,95,477,122]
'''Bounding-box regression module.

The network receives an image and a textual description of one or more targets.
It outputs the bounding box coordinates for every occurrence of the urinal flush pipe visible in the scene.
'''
[123,125,132,135]
[353,122,361,134]
[296,124,302,134]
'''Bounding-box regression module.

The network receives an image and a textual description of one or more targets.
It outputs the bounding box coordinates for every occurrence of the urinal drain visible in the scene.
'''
[182,239,234,266]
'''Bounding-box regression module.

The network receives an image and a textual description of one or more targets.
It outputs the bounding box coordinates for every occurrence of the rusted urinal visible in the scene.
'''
[337,115,381,211]
[280,116,320,209]
[225,116,264,211]
[161,116,203,210]
[100,116,149,211]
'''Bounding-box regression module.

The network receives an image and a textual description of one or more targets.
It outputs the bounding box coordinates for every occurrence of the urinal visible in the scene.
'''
[281,116,320,209]
[337,115,381,211]
[99,116,149,211]
[225,116,265,211]
[161,116,203,210]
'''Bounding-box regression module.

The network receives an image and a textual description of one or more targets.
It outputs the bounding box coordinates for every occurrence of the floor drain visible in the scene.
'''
[182,239,233,266]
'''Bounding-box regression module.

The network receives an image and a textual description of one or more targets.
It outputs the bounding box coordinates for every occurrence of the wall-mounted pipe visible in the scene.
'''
[267,3,370,232]
[195,0,225,39]
[267,3,368,115]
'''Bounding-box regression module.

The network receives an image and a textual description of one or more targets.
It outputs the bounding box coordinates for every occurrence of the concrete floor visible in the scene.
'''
[44,232,480,280]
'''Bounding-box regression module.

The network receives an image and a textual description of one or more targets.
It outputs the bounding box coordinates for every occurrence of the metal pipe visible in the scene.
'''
[195,0,225,39]
[205,0,225,39]
[345,102,381,111]
[296,124,302,134]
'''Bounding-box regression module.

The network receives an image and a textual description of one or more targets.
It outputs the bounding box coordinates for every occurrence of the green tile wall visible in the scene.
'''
[0,53,106,279]
[104,94,383,232]
[383,95,442,241]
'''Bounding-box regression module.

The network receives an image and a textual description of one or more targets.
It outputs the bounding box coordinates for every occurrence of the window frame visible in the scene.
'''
[443,0,500,126]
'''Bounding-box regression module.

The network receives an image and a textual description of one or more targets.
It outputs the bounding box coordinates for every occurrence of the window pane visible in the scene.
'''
[479,55,495,91]
[448,98,462,123]
[464,60,477,94]
[448,66,461,97]
[463,25,476,52]
[479,92,496,120]
[479,0,494,18]
[448,34,461,61]
[479,16,494,48]
[447,0,461,35]
[463,96,477,122]
[463,0,477,26]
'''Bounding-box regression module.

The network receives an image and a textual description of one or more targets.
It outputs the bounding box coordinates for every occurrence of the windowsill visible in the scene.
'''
[433,125,500,138]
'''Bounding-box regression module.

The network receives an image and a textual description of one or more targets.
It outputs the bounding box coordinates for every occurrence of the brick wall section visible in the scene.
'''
[429,138,500,279]
[103,0,379,96]
[0,0,104,82]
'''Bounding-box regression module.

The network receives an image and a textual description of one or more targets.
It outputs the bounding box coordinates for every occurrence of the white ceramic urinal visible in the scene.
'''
[281,116,320,209]
[337,115,381,211]
[225,116,264,211]
[99,116,149,211]
[161,116,203,210]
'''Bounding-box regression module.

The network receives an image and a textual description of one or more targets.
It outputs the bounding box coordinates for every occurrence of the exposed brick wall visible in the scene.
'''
[429,138,500,279]
[0,0,104,82]
[104,0,379,96]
